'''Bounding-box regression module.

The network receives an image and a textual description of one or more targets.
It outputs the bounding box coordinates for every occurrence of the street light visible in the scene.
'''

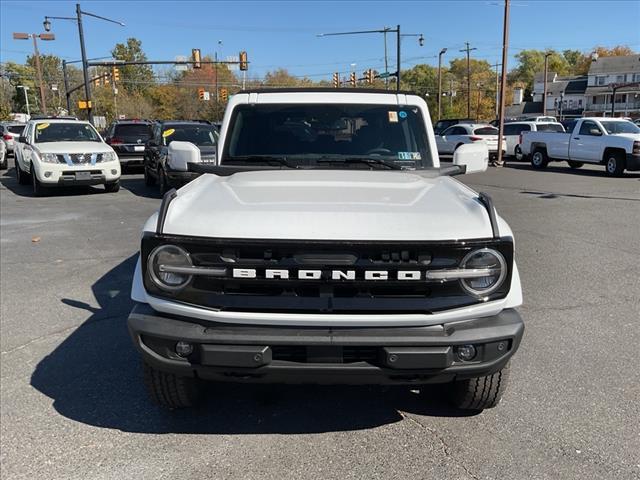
[17,86,30,116]
[43,3,125,124]
[317,26,423,92]
[437,48,447,118]
[13,32,55,114]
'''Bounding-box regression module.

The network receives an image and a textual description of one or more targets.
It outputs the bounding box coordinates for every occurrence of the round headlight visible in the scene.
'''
[459,248,507,297]
[148,245,192,291]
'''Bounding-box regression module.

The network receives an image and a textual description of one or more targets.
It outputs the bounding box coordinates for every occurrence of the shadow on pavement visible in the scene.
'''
[507,162,640,179]
[31,255,476,435]
[119,176,163,200]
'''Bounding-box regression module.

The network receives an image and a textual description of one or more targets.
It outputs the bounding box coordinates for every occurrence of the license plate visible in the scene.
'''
[134,146,145,152]
[75,171,92,181]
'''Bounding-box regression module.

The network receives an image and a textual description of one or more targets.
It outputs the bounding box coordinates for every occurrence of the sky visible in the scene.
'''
[1,0,639,81]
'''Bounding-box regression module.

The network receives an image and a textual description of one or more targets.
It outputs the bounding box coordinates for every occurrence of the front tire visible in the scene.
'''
[104,181,120,193]
[531,149,548,169]
[450,363,510,411]
[605,152,625,177]
[32,169,47,196]
[16,160,29,185]
[142,362,202,409]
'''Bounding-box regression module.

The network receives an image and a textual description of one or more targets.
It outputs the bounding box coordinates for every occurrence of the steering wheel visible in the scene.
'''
[365,148,392,155]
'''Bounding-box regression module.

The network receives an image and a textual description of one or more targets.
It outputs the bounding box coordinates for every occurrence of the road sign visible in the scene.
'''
[78,100,92,109]
[378,72,391,79]
[203,91,211,101]
[175,56,188,71]
[227,55,239,71]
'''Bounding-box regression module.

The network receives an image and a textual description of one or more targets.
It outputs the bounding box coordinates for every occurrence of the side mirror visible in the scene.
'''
[589,128,602,136]
[452,142,488,174]
[18,136,27,144]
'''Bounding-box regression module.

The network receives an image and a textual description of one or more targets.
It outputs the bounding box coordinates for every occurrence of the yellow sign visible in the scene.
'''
[162,129,175,138]
[78,100,93,109]
[36,123,50,130]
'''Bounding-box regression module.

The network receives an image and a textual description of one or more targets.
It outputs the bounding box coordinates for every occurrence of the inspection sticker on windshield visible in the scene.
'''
[388,111,398,123]
[398,152,421,160]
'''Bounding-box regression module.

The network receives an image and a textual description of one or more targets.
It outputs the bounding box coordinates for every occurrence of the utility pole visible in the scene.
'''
[494,61,501,118]
[460,42,477,118]
[496,0,510,167]
[438,48,447,119]
[449,78,453,109]
[62,60,71,113]
[18,86,31,116]
[543,52,552,115]
[12,32,55,115]
[383,27,389,89]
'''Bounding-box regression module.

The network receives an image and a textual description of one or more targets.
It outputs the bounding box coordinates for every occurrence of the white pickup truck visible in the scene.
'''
[520,117,640,176]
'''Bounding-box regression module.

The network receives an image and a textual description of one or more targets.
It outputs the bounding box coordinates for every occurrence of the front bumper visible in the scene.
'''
[35,161,120,186]
[626,153,640,171]
[128,303,524,385]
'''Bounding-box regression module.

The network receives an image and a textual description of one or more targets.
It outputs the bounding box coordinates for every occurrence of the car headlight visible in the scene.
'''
[40,152,59,163]
[459,248,507,297]
[148,245,193,291]
[100,151,118,162]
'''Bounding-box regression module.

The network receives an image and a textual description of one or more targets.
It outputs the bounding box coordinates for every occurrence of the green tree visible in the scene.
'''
[508,49,569,94]
[111,38,155,94]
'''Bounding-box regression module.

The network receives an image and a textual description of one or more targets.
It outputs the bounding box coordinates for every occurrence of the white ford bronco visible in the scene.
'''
[128,89,524,411]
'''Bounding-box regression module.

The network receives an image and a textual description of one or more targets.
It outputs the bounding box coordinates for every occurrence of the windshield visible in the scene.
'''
[223,104,433,169]
[600,121,640,135]
[7,125,25,135]
[34,122,101,143]
[162,125,218,147]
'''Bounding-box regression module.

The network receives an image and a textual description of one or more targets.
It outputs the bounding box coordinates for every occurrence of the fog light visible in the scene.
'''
[175,341,193,357]
[111,169,117,175]
[456,344,477,361]
[44,171,52,178]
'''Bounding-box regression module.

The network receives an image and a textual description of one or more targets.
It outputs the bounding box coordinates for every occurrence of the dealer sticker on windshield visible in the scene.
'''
[162,128,175,138]
[398,152,421,160]
[388,111,398,123]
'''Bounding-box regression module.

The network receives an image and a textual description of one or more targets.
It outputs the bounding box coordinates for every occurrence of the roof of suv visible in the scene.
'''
[237,87,420,95]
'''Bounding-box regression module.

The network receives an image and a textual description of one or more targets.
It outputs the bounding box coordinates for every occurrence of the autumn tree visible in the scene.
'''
[111,38,155,95]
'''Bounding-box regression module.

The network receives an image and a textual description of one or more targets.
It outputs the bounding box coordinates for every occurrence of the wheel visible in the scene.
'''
[604,152,625,177]
[142,362,202,409]
[104,181,120,193]
[31,169,47,196]
[531,149,548,169]
[567,161,583,169]
[16,160,29,185]
[514,145,523,161]
[144,165,156,186]
[450,363,510,411]
[158,166,168,195]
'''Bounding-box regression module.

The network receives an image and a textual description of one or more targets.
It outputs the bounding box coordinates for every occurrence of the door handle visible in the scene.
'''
[573,137,580,140]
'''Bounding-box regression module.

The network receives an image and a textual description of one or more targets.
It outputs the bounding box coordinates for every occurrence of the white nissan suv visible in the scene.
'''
[15,118,121,195]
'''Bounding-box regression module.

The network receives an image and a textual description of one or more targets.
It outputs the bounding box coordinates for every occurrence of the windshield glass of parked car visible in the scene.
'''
[34,122,101,143]
[599,121,640,135]
[223,104,433,169]
[536,123,565,132]
[473,127,498,135]
[162,125,218,147]
[7,125,26,135]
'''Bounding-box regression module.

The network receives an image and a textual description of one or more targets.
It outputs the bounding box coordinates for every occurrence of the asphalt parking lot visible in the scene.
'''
[1,158,639,480]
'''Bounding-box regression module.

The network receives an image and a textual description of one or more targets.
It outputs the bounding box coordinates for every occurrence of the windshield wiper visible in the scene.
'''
[316,156,404,170]
[224,155,298,169]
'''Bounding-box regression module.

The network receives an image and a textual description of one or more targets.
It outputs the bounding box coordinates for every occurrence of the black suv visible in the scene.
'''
[104,120,154,172]
[143,120,218,194]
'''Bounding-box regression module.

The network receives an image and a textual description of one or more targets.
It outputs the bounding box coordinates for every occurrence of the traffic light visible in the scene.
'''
[192,48,202,69]
[333,72,339,88]
[239,51,248,71]
[350,72,356,87]
[364,69,374,84]
[220,88,228,102]
[103,74,110,85]
[198,87,205,100]
[112,67,120,82]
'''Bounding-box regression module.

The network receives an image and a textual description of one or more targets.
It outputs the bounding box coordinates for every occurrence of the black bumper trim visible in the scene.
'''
[625,153,640,171]
[57,174,106,186]
[128,303,524,385]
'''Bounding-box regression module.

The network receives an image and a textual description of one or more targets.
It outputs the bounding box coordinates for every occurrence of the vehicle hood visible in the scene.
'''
[609,133,640,141]
[34,142,112,154]
[159,170,495,241]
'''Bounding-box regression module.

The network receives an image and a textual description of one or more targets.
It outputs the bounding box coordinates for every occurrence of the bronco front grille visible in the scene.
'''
[141,234,513,314]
